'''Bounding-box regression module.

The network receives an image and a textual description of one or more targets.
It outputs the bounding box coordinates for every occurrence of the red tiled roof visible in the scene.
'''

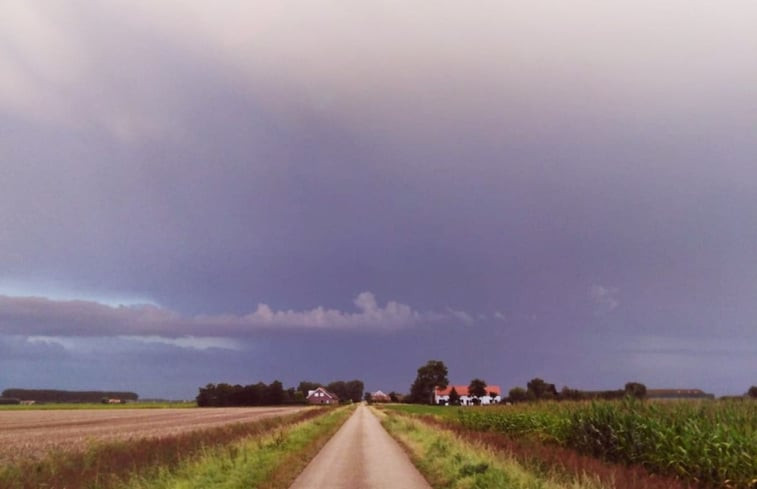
[435,385,501,396]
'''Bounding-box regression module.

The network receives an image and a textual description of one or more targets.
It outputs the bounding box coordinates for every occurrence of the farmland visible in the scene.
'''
[386,400,757,488]
[0,406,306,464]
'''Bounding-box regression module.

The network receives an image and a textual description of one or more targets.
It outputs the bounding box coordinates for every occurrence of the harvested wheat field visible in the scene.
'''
[0,406,306,464]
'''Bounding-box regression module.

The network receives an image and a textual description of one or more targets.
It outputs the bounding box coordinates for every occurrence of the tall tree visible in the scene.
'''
[296,381,321,396]
[345,380,365,402]
[624,382,647,399]
[508,387,528,403]
[409,360,449,404]
[448,387,461,406]
[526,378,557,400]
[468,378,488,398]
[748,386,757,398]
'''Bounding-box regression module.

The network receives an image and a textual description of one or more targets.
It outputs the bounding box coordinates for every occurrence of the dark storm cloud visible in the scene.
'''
[1,1,756,397]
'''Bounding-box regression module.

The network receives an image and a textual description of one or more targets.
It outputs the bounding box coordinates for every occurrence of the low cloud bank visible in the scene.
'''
[0,291,473,337]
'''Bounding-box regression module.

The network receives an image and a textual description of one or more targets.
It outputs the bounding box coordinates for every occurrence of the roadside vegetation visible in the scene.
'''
[378,407,609,489]
[120,405,353,489]
[0,407,343,489]
[386,400,757,488]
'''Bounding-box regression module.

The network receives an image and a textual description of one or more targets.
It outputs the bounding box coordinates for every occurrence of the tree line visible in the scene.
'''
[405,360,653,405]
[1,389,139,403]
[196,379,364,407]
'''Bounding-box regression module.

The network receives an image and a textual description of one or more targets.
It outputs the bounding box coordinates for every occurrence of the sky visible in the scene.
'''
[1,1,756,399]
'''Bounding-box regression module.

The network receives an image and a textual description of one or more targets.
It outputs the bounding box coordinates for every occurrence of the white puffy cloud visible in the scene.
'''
[0,291,477,337]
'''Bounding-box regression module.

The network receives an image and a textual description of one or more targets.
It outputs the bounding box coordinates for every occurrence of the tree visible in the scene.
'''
[468,378,488,399]
[624,382,647,399]
[448,387,461,406]
[364,392,373,403]
[267,380,285,405]
[508,387,528,403]
[345,380,365,403]
[297,381,321,396]
[748,386,757,398]
[526,378,557,400]
[409,360,449,404]
[389,391,401,402]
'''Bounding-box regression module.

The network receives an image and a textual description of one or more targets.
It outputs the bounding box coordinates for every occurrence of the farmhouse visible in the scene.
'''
[435,385,502,405]
[306,387,339,405]
[371,390,390,402]
[647,389,714,400]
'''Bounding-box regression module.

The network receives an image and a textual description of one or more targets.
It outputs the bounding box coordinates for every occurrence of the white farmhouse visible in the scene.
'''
[434,385,502,405]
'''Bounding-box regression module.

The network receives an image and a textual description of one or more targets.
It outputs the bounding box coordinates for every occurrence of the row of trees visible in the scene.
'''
[196,379,364,407]
[406,360,657,405]
[406,360,497,405]
[506,379,648,403]
[1,389,139,403]
[295,380,364,403]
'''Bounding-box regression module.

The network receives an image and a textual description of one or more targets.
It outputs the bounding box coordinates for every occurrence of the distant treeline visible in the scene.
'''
[196,379,364,407]
[505,379,649,403]
[1,389,139,403]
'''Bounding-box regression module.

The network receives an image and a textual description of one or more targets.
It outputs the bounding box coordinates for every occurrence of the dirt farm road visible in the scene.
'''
[289,404,431,489]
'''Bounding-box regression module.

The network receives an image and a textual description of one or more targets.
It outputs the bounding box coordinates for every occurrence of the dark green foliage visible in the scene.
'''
[197,379,364,406]
[2,389,138,403]
[409,360,449,404]
[748,385,757,398]
[456,400,757,488]
[623,382,647,399]
[0,397,20,405]
[326,380,364,402]
[526,378,557,400]
[468,378,487,398]
[448,387,461,406]
[296,381,321,396]
[196,381,291,407]
[508,387,528,403]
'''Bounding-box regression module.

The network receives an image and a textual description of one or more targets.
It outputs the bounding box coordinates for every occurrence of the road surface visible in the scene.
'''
[289,404,432,489]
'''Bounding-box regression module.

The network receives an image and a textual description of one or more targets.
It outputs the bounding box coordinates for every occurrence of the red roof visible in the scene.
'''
[435,385,501,396]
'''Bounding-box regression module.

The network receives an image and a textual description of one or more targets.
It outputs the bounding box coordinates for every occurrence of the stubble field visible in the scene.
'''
[0,406,306,464]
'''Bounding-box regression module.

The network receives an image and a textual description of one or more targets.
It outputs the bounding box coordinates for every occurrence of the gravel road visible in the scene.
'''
[289,404,431,489]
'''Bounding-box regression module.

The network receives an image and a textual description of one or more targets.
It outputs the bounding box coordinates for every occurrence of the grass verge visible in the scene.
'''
[120,405,354,489]
[0,407,329,489]
[377,407,607,489]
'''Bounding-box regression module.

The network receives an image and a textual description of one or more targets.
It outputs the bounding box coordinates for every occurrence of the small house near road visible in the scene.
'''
[435,385,502,405]
[371,390,391,402]
[306,387,339,405]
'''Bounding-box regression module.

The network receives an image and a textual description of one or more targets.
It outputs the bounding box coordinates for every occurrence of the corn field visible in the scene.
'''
[455,400,757,488]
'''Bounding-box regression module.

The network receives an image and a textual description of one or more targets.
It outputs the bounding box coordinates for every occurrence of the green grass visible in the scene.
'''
[388,400,757,488]
[0,401,197,410]
[118,406,353,489]
[377,408,604,489]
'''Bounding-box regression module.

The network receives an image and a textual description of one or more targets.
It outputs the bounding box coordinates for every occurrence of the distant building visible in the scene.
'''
[371,390,390,402]
[647,389,714,400]
[435,385,502,405]
[306,387,339,405]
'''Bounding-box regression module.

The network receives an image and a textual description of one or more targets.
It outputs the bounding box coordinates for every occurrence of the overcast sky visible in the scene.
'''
[1,1,756,399]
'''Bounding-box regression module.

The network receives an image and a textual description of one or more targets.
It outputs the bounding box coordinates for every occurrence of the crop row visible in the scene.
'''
[455,400,756,488]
